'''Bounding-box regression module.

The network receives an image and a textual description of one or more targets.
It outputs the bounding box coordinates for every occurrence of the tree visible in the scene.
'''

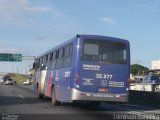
[131,64,149,75]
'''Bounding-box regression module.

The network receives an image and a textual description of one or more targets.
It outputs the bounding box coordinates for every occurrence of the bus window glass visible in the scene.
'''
[69,44,73,55]
[63,44,73,67]
[84,44,99,56]
[58,48,64,58]
[50,53,53,61]
[50,51,56,69]
[53,51,56,60]
[42,57,46,64]
[45,55,48,63]
[50,60,56,69]
[65,45,70,57]
[56,59,63,68]
[63,57,72,67]
[82,39,127,63]
[46,54,51,69]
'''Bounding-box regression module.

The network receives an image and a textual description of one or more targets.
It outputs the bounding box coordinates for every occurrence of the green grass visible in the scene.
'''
[12,74,28,84]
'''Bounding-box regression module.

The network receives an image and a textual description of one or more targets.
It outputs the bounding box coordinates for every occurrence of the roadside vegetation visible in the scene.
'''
[12,74,28,84]
[131,64,149,76]
[3,73,29,84]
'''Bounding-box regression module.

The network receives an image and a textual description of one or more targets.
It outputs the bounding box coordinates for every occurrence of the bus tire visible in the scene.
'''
[37,84,43,99]
[51,87,61,106]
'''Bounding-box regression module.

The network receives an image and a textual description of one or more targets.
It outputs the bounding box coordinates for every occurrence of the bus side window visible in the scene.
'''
[69,44,73,56]
[40,56,46,70]
[43,55,48,70]
[63,44,73,67]
[64,45,70,57]
[34,59,39,71]
[46,54,50,70]
[50,52,53,61]
[38,59,40,69]
[34,59,37,71]
[58,48,64,58]
[50,51,56,69]
[33,62,35,69]
[49,52,53,70]
[56,48,64,68]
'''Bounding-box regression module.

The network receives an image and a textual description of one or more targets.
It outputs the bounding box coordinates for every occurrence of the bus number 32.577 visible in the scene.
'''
[96,74,112,79]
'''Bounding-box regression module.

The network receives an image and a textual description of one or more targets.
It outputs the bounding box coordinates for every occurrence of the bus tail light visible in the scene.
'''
[80,93,91,96]
[116,95,125,98]
[74,73,80,84]
[80,93,86,96]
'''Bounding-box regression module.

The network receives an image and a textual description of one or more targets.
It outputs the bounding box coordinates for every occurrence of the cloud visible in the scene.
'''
[100,17,116,26]
[0,0,51,22]
[0,47,25,54]
[24,6,51,13]
[0,44,25,54]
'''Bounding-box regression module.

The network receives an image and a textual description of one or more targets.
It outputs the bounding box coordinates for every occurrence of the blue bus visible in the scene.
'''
[33,34,130,106]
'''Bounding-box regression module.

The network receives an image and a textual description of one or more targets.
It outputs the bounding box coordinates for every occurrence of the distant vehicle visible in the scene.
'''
[4,79,14,85]
[134,77,143,83]
[33,34,130,106]
[0,79,4,84]
[23,80,31,85]
[143,74,160,84]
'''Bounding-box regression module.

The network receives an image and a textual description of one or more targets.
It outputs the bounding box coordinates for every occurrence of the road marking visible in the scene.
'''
[18,95,25,100]
[126,111,144,115]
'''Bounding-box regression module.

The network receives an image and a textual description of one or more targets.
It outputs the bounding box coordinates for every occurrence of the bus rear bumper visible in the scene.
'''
[71,88,129,103]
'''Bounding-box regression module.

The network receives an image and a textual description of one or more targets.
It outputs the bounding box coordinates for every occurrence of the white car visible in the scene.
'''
[4,79,14,85]
[23,80,31,85]
[0,79,4,84]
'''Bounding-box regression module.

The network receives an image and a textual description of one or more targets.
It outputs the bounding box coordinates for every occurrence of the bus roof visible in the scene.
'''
[37,34,129,59]
[79,34,128,42]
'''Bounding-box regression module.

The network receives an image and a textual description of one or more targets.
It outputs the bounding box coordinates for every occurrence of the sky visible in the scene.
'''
[0,0,160,73]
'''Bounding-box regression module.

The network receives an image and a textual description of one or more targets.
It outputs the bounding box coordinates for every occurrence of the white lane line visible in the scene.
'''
[126,111,145,115]
[18,94,25,100]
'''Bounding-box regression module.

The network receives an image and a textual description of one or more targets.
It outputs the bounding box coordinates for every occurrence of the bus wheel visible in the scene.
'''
[37,85,43,99]
[51,87,61,106]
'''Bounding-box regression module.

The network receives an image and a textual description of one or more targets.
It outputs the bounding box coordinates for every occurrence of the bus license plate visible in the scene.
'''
[98,88,108,92]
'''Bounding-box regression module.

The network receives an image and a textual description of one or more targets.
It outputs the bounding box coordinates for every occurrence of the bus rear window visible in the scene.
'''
[84,44,99,56]
[82,39,127,63]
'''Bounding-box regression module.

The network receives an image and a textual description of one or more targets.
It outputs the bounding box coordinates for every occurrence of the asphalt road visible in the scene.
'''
[0,84,160,120]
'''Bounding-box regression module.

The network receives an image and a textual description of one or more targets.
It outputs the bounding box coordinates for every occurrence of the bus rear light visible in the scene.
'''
[126,88,129,91]
[80,93,90,96]
[75,84,80,88]
[80,93,86,96]
[74,73,80,84]
[116,95,125,98]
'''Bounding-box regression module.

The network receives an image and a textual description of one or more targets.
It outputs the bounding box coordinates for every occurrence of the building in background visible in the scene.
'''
[151,60,160,70]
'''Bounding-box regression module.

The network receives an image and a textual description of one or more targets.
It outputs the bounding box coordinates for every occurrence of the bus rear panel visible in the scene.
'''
[70,35,130,103]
